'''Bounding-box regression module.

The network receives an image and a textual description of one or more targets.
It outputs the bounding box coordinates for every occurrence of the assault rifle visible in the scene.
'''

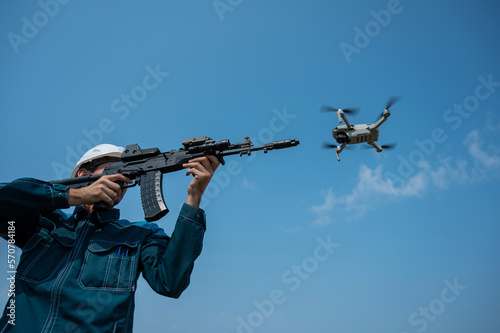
[51,136,299,222]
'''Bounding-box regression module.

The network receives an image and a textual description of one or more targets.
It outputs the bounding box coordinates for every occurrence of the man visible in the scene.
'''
[0,143,219,332]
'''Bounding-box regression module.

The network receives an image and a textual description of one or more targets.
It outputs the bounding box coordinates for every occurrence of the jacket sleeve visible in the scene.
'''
[0,177,70,217]
[0,177,70,247]
[139,203,206,298]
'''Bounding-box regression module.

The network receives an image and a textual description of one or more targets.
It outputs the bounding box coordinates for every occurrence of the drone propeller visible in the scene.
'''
[320,105,337,113]
[385,96,401,110]
[320,105,359,115]
[374,96,401,122]
[342,108,359,115]
[322,142,355,150]
[362,143,397,150]
[381,143,397,149]
[322,142,338,149]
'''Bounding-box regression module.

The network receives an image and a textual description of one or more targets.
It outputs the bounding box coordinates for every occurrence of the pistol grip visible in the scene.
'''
[93,201,111,212]
[140,171,169,222]
[93,180,125,212]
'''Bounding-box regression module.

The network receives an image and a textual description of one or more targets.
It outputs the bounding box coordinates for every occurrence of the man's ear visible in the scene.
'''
[77,168,90,177]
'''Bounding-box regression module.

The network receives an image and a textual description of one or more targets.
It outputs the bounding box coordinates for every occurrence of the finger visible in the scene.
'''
[100,175,133,194]
[184,156,217,174]
[185,168,196,177]
[183,159,208,174]
[115,187,127,205]
[103,184,127,206]
[91,187,115,206]
[206,155,220,171]
[93,178,123,201]
[197,157,214,175]
[98,179,123,196]
[95,184,119,204]
[184,164,205,178]
[103,174,133,185]
[102,194,115,207]
[183,158,205,171]
[186,156,208,163]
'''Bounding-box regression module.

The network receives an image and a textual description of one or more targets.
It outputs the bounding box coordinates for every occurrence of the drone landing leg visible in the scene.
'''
[368,142,383,152]
[336,143,347,161]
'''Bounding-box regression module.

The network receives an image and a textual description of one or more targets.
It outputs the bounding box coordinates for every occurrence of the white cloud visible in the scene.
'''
[428,158,472,189]
[310,188,336,226]
[311,187,336,213]
[484,112,500,132]
[241,178,256,190]
[356,164,427,197]
[465,130,500,170]
[310,165,427,226]
[428,129,500,189]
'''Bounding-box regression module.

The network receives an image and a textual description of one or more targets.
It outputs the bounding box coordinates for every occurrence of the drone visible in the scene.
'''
[321,97,399,161]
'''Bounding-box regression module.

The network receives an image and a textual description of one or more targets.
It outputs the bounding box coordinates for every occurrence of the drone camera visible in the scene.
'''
[336,132,349,144]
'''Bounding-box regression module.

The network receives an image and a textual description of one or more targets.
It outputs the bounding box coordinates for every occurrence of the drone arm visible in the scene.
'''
[368,110,390,130]
[337,110,352,127]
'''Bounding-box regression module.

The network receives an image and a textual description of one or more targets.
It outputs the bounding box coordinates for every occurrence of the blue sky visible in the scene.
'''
[1,0,500,332]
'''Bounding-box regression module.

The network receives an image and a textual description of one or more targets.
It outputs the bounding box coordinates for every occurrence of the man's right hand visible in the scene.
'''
[67,174,132,208]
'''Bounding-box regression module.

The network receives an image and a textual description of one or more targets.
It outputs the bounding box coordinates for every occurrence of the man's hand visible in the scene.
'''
[183,155,220,208]
[67,174,132,208]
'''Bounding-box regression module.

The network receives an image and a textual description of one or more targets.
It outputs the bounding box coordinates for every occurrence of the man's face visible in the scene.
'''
[91,162,114,175]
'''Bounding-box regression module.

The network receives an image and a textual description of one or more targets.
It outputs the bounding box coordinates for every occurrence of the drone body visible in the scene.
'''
[322,97,398,161]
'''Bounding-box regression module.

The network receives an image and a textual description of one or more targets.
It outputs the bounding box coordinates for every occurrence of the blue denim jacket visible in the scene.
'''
[0,178,206,332]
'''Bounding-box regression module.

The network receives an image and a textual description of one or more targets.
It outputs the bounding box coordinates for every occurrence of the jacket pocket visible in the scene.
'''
[16,232,72,283]
[78,239,139,292]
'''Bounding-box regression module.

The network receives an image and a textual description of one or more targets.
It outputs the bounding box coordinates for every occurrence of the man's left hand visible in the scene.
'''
[183,155,220,208]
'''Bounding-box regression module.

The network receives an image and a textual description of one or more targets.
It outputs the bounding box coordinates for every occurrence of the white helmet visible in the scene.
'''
[71,144,125,178]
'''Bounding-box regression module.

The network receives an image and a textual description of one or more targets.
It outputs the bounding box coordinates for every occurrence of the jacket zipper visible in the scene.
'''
[41,221,91,333]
